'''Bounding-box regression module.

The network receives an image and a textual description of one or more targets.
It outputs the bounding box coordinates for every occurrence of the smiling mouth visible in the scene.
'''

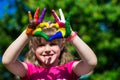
[42,54,54,57]
[43,54,54,62]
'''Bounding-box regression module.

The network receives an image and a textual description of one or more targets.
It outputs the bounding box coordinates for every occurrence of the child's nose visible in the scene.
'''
[44,45,51,54]
[45,50,51,54]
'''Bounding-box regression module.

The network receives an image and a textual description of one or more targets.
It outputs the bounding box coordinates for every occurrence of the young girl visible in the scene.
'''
[2,8,97,80]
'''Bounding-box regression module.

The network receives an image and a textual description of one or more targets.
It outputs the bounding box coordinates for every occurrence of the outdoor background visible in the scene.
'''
[0,0,120,80]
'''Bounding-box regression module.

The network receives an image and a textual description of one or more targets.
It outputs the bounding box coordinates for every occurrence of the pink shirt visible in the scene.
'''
[21,61,79,80]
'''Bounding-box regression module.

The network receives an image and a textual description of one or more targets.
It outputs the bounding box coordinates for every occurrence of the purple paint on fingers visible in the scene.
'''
[38,8,47,23]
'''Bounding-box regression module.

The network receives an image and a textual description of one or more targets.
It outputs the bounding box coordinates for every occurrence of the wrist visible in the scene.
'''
[66,31,77,42]
[23,30,32,39]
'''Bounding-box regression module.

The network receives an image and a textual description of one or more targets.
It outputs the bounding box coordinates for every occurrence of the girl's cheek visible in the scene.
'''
[35,47,45,54]
[52,46,60,52]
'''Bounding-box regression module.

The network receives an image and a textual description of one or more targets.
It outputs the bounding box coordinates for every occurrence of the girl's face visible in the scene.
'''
[35,37,64,67]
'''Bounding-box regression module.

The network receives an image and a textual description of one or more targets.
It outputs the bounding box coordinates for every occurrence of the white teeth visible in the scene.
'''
[43,54,53,56]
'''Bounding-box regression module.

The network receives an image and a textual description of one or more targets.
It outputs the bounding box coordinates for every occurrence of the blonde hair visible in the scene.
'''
[24,21,74,66]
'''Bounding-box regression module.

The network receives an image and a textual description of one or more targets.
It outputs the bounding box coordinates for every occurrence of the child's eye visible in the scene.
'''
[38,44,45,47]
[50,43,57,46]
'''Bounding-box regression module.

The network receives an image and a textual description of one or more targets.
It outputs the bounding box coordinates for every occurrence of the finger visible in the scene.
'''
[34,7,40,25]
[65,12,72,37]
[49,31,63,41]
[28,11,33,22]
[39,22,49,28]
[66,12,71,22]
[49,23,59,29]
[51,9,60,22]
[59,9,65,23]
[33,29,49,40]
[38,8,46,23]
[26,20,35,35]
[65,21,71,37]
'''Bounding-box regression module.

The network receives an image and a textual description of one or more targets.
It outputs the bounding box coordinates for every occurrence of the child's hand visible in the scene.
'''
[49,9,72,41]
[26,7,40,35]
[26,8,49,40]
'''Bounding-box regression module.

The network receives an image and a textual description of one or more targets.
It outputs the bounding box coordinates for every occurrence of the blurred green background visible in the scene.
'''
[0,0,120,80]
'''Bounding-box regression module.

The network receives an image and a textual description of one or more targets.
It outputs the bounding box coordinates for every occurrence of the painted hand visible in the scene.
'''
[26,8,49,40]
[49,9,72,41]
